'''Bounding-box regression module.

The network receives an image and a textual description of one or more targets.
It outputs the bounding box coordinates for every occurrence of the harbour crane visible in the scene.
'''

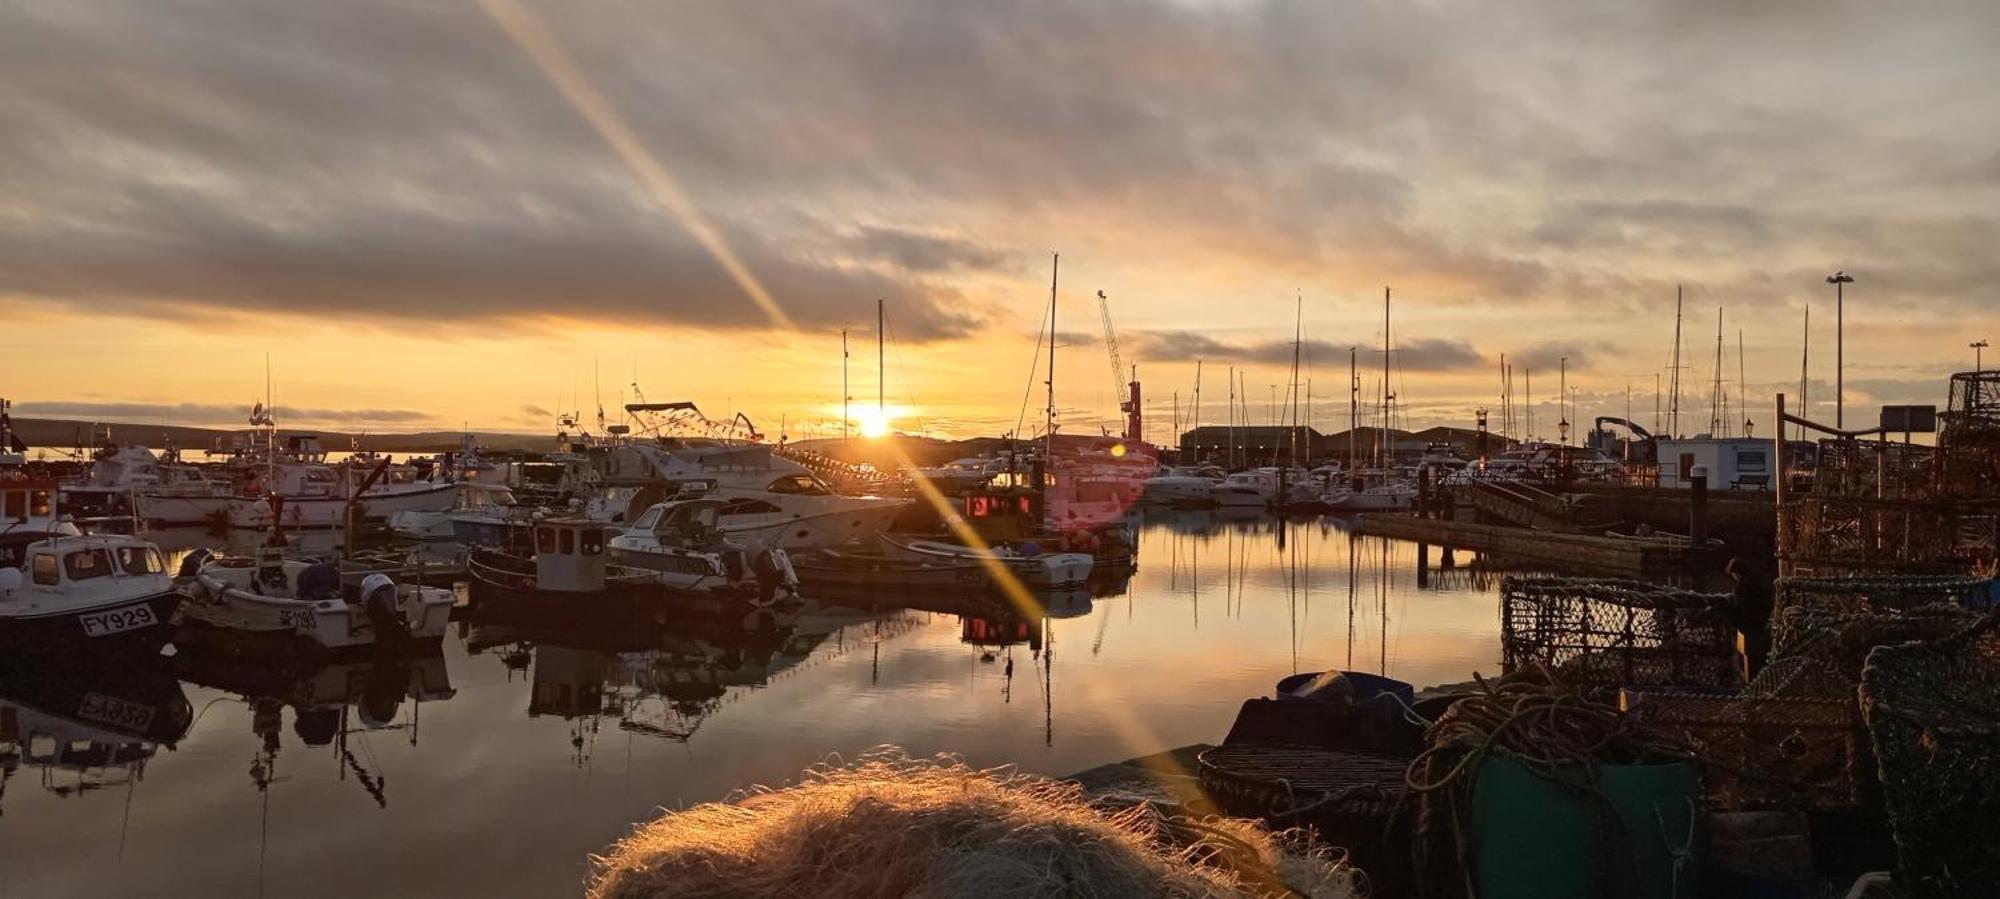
[1096,290,1143,442]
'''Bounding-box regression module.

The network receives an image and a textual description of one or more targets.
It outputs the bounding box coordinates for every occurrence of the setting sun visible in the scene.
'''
[855,407,893,439]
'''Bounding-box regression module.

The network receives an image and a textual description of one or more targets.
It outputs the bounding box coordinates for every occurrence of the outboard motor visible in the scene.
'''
[750,549,799,604]
[359,572,408,649]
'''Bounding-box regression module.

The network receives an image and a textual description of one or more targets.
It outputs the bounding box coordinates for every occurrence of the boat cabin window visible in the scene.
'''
[765,475,829,496]
[718,498,781,516]
[115,546,164,575]
[580,529,603,556]
[3,490,22,520]
[305,469,338,483]
[631,507,664,531]
[559,528,575,555]
[65,548,113,581]
[537,526,556,554]
[32,553,59,586]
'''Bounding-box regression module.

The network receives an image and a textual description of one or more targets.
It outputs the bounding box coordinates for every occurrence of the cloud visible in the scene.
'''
[15,400,433,426]
[519,404,553,418]
[848,226,1009,274]
[1130,331,1486,372]
[1508,341,1617,373]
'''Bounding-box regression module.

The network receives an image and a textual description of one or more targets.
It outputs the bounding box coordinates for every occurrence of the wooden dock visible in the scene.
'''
[1356,513,1694,576]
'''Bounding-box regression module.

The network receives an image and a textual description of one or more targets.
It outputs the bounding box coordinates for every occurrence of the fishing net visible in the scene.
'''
[1858,613,2000,899]
[1403,666,1694,899]
[1500,575,1736,692]
[588,748,1363,899]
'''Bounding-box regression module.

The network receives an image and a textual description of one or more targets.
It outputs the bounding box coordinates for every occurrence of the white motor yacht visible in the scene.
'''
[1142,466,1223,507]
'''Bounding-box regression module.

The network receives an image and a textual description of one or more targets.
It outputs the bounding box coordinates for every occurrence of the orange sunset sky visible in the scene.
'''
[4,1,1997,443]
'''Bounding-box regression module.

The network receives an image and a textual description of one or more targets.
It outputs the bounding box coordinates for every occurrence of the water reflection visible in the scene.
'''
[3,511,1517,897]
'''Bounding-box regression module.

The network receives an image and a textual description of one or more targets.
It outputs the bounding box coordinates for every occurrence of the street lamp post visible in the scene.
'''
[1975,340,1990,372]
[1827,271,1853,428]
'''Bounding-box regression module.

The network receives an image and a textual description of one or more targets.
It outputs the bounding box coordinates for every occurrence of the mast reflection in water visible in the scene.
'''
[2,511,1505,897]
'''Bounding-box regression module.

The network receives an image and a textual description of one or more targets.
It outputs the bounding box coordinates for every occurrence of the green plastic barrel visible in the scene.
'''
[1468,753,1699,899]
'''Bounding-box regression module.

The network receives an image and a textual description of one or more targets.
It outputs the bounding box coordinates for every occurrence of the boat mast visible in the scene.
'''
[1669,285,1684,439]
[1045,254,1058,461]
[842,329,850,442]
[1289,292,1304,468]
[1348,348,1358,473]
[1379,287,1390,470]
[1799,305,1811,442]
[1193,359,1203,463]
[877,298,886,427]
[1709,306,1725,436]
[1739,328,1751,437]
[1227,365,1236,469]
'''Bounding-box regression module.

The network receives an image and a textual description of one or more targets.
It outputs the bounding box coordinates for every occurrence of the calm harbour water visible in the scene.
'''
[3,511,1508,897]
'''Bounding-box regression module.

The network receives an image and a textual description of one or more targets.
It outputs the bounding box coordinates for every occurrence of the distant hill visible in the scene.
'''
[12,417,555,455]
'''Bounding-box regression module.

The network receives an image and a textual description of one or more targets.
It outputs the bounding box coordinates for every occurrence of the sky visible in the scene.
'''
[3,0,1997,445]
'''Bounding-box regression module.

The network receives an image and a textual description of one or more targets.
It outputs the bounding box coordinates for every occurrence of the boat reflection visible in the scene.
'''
[0,652,191,814]
[462,591,817,755]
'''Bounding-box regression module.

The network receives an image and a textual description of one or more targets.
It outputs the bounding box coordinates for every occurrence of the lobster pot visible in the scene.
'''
[1621,689,1860,812]
[1196,745,1412,895]
[1760,604,1982,701]
[1859,615,2000,899]
[1499,575,1736,692]
[1776,575,1993,619]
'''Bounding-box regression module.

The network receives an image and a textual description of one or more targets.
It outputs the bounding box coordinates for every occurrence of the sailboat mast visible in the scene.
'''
[1712,306,1726,437]
[1739,328,1750,436]
[1669,285,1683,439]
[1045,254,1058,460]
[1193,359,1203,458]
[877,299,886,423]
[1289,293,1303,466]
[841,329,850,442]
[1348,348,1358,472]
[1379,287,1390,469]
[1800,305,1810,442]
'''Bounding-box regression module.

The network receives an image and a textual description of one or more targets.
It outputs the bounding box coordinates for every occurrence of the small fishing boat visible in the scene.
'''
[790,543,1008,597]
[873,533,1094,589]
[388,483,519,541]
[607,499,799,600]
[182,548,454,651]
[0,533,182,655]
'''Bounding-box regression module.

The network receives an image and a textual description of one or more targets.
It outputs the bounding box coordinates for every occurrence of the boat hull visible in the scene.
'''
[228,482,460,530]
[0,589,184,656]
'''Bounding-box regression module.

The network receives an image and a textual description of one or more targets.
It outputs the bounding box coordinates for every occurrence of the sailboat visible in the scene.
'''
[1324,288,1415,512]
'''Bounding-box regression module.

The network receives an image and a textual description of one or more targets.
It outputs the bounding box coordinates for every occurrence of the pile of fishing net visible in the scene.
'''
[589,748,1362,899]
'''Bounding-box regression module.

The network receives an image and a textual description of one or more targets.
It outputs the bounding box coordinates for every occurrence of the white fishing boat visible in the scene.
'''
[388,483,518,541]
[873,533,1093,589]
[913,457,1006,493]
[184,549,454,650]
[0,532,182,654]
[608,498,800,599]
[226,440,459,530]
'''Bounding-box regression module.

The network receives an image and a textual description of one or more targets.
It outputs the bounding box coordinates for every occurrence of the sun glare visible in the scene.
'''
[856,408,893,438]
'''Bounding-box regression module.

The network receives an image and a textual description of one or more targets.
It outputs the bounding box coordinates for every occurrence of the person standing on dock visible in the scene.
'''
[1725,556,1774,680]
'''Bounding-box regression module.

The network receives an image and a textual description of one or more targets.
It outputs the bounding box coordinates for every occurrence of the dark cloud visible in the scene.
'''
[1509,341,1617,373]
[16,400,433,426]
[0,0,1995,341]
[1394,339,1487,373]
[519,404,553,418]
[1130,332,1486,373]
[849,226,1008,274]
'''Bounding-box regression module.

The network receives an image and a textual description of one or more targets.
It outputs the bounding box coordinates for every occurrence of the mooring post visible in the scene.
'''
[1690,467,1710,546]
